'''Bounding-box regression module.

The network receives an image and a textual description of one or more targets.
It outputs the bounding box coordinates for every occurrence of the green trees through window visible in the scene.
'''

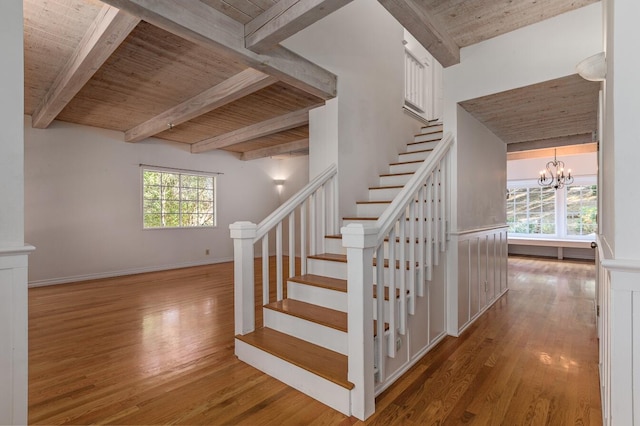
[507,181,597,238]
[142,169,215,229]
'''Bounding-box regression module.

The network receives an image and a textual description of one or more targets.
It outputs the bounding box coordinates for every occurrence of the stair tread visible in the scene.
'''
[389,159,423,166]
[399,148,433,155]
[265,299,347,332]
[236,328,354,390]
[369,185,403,190]
[356,200,392,205]
[308,253,347,263]
[380,172,414,177]
[289,274,347,292]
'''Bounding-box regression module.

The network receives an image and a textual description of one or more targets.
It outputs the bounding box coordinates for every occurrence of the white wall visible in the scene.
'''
[24,117,309,285]
[507,152,598,181]
[598,1,640,424]
[0,1,28,424]
[456,107,506,231]
[605,0,640,259]
[284,0,423,217]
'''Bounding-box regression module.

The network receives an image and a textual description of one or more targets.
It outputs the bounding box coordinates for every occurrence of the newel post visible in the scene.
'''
[341,223,377,420]
[230,221,257,336]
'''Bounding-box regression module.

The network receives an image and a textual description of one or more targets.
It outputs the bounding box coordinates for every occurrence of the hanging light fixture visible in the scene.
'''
[538,149,574,190]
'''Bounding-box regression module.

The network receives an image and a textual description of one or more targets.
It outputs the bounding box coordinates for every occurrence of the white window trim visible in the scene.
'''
[140,166,218,230]
[507,175,597,240]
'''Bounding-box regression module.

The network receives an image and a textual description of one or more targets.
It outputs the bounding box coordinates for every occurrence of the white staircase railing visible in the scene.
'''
[230,164,338,335]
[342,133,453,418]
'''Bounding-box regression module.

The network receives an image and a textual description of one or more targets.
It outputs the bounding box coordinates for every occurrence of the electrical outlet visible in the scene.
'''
[205,249,210,255]
[396,336,402,351]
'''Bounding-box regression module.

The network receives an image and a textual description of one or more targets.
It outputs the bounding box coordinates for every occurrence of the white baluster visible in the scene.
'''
[301,200,307,275]
[388,227,396,358]
[289,212,295,279]
[409,198,416,314]
[426,175,433,281]
[433,168,440,266]
[440,159,447,251]
[276,222,283,301]
[262,235,269,305]
[418,185,426,296]
[399,210,407,334]
[375,245,385,383]
[310,193,316,255]
[321,184,326,253]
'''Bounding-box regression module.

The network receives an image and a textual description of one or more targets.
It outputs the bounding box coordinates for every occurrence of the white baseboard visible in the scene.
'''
[28,257,234,287]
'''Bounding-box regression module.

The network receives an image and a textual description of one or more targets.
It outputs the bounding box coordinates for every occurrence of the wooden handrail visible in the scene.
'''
[254,163,337,242]
[375,133,453,244]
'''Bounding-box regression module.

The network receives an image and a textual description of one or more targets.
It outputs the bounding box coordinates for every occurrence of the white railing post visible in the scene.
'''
[342,223,377,420]
[230,221,257,335]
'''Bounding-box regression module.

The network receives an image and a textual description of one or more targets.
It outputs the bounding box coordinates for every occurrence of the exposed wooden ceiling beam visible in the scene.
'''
[125,68,276,142]
[245,0,353,53]
[31,5,140,129]
[507,143,597,161]
[506,133,595,153]
[100,0,337,99]
[241,139,309,160]
[191,106,316,153]
[377,0,459,67]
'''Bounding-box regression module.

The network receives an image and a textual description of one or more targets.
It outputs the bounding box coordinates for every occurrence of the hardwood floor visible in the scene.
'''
[28,256,601,425]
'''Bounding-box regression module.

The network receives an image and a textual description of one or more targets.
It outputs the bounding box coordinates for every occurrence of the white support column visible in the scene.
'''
[230,222,257,335]
[0,1,27,423]
[341,223,377,420]
[0,247,34,425]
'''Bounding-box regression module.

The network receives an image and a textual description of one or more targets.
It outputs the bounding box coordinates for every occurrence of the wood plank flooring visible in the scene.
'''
[28,256,601,425]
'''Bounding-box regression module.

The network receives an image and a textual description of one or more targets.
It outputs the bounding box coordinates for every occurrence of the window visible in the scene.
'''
[507,177,597,239]
[507,186,556,235]
[142,167,216,229]
[566,184,597,236]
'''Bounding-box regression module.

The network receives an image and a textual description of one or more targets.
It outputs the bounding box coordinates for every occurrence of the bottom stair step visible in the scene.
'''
[236,328,353,390]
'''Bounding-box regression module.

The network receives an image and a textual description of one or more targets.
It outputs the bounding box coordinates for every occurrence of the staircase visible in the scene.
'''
[230,122,452,420]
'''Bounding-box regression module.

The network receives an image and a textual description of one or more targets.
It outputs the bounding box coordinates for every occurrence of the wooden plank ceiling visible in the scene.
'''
[459,75,600,152]
[24,0,599,159]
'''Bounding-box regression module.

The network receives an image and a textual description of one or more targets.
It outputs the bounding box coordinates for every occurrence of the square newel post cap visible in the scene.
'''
[229,221,257,239]
[341,223,378,249]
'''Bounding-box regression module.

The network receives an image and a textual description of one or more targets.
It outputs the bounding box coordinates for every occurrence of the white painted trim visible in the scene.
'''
[235,339,352,417]
[451,225,509,237]
[28,257,233,287]
[263,308,347,355]
[402,106,430,126]
[508,237,593,248]
[0,245,35,257]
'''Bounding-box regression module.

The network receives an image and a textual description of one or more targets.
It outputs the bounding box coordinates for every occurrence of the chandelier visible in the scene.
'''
[538,149,573,190]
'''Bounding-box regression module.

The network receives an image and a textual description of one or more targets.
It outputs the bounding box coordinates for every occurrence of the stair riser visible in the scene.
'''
[307,258,416,284]
[287,279,396,322]
[420,124,443,134]
[287,280,347,311]
[389,162,422,174]
[356,202,389,217]
[263,309,348,355]
[235,340,352,416]
[398,150,431,163]
[369,186,402,201]
[324,237,346,255]
[380,174,412,187]
[406,140,439,153]
[413,132,443,143]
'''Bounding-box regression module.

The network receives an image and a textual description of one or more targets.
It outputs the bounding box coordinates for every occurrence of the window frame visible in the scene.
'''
[141,166,217,230]
[507,175,597,240]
